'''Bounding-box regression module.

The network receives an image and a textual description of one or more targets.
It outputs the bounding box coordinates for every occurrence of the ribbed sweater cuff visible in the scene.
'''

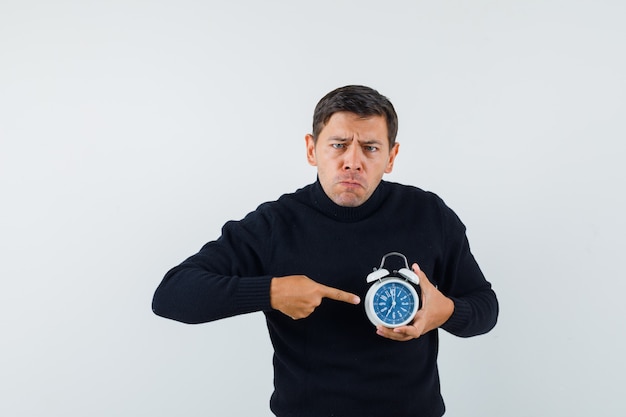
[441,297,471,334]
[235,275,273,313]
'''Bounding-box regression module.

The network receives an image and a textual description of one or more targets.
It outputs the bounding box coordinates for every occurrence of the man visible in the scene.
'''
[153,85,498,417]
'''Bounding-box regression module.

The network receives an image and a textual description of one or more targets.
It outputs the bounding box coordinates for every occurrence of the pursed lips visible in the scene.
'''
[336,178,364,189]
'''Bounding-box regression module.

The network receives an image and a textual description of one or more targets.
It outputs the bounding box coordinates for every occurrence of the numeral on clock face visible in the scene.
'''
[372,282,416,325]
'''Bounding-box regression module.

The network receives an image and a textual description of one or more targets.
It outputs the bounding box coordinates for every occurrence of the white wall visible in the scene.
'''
[1,1,624,416]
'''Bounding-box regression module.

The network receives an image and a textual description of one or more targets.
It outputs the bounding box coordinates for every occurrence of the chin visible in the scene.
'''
[333,193,367,208]
[338,201,362,208]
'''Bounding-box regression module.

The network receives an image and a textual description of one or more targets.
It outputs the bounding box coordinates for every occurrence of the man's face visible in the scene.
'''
[306,111,399,207]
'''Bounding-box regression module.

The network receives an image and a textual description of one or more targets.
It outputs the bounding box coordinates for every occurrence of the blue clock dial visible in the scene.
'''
[372,281,416,326]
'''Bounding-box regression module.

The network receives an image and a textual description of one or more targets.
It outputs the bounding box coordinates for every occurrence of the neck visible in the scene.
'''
[311,179,387,222]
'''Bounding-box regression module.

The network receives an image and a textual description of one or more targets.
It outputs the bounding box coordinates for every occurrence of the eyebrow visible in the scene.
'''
[328,136,384,145]
[360,139,384,146]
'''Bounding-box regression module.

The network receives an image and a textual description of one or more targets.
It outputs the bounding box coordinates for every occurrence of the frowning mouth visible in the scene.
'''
[337,178,364,189]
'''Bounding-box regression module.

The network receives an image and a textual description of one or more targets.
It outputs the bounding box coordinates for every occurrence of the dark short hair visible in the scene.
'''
[312,85,398,148]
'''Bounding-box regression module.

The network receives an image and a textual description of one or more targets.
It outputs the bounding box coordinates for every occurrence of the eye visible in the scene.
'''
[364,145,379,152]
[331,143,346,149]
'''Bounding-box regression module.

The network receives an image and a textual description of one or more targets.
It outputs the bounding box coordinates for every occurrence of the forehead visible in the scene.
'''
[319,111,388,140]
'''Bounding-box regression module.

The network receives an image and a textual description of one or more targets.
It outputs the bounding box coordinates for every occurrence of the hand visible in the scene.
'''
[270,275,361,320]
[376,263,454,341]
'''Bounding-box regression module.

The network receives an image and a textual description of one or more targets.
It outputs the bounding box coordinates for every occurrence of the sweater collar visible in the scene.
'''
[311,179,388,222]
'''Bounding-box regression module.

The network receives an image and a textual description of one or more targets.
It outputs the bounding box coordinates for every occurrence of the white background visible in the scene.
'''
[1,1,625,416]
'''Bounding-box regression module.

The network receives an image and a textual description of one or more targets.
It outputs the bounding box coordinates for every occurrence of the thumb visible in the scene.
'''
[320,284,361,305]
[412,263,432,288]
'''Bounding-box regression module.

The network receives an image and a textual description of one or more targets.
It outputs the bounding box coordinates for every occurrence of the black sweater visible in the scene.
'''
[153,180,498,417]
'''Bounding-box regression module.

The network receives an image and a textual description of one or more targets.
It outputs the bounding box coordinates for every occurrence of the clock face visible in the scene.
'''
[371,280,417,327]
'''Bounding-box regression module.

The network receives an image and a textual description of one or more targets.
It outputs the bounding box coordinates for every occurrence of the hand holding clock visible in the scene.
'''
[376,263,454,342]
[270,275,361,320]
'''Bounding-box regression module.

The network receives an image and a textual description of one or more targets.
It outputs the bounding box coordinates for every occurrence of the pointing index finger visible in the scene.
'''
[321,285,361,305]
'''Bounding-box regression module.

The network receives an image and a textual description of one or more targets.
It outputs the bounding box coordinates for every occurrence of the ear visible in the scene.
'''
[305,134,317,166]
[384,143,400,173]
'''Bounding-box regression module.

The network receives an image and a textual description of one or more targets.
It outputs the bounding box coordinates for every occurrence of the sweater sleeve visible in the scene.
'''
[152,208,274,324]
[433,197,499,337]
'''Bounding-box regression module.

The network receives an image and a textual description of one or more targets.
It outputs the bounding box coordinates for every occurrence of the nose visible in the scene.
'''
[343,144,362,171]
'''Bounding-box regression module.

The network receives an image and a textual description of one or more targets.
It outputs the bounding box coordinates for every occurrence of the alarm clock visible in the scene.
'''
[364,252,420,328]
